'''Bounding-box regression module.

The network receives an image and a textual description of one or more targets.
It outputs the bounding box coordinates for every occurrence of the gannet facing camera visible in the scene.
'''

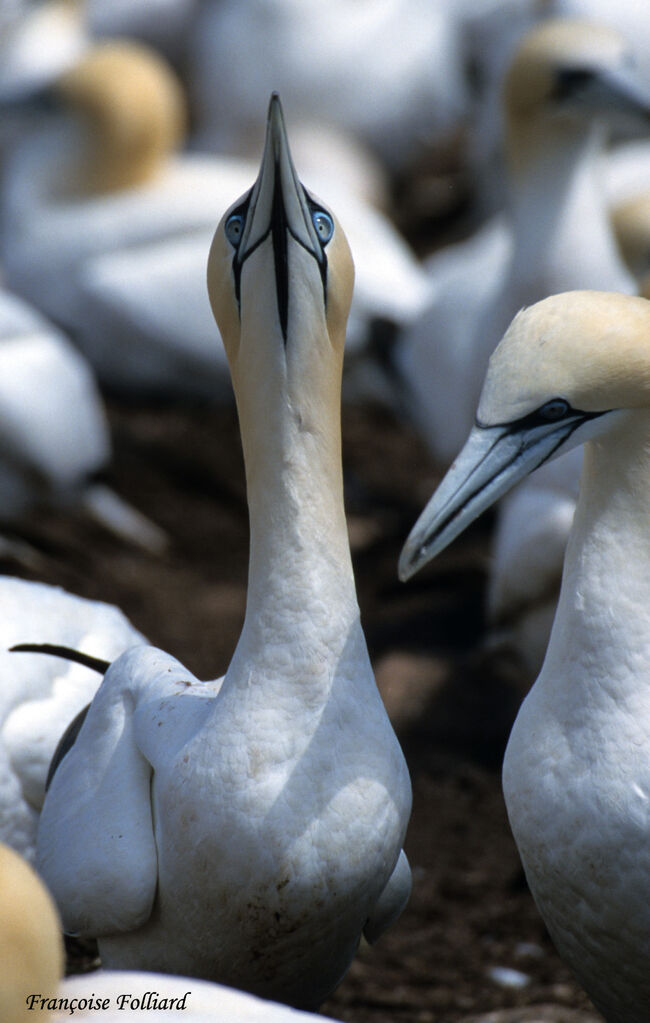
[400,290,650,1022]
[34,94,411,1010]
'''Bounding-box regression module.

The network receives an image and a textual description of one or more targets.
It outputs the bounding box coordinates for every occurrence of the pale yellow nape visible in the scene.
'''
[503,19,627,175]
[56,42,187,194]
[0,843,63,1021]
[479,290,650,424]
[503,19,626,120]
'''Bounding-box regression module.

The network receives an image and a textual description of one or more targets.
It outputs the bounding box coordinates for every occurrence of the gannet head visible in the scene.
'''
[399,290,650,580]
[51,41,186,193]
[503,19,650,168]
[207,93,354,443]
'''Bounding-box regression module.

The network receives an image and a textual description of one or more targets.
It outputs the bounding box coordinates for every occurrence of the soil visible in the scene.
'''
[6,393,603,1022]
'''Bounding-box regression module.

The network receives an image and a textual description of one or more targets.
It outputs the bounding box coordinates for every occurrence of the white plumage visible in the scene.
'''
[35,95,411,1009]
[401,290,650,1023]
[0,578,145,863]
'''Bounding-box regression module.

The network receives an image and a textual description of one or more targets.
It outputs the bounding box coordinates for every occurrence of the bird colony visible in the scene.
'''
[0,3,649,1022]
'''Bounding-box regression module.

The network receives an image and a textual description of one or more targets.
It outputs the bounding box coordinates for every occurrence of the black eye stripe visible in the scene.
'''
[477,399,604,432]
[228,183,330,331]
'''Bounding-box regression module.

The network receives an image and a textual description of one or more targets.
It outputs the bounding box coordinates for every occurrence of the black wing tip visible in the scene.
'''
[10,643,110,675]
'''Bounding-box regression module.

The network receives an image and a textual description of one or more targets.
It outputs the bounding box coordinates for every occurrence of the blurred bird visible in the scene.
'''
[0,840,63,1022]
[1,41,427,399]
[187,0,468,174]
[400,19,648,465]
[0,287,167,552]
[1,42,220,331]
[0,578,145,863]
[399,19,650,675]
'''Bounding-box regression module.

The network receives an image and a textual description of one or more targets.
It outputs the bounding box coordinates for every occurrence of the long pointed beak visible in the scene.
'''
[398,411,604,581]
[237,93,324,339]
[581,63,650,123]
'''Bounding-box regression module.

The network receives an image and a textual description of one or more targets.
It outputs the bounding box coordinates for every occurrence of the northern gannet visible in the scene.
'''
[398,19,650,676]
[34,94,412,1009]
[77,173,430,400]
[0,42,226,330]
[1,42,427,399]
[400,289,650,1023]
[0,840,63,1022]
[399,18,649,466]
[458,1,650,211]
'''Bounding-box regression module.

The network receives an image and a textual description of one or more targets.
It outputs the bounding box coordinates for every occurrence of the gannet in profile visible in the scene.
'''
[0,841,63,1022]
[401,290,650,1023]
[400,18,649,466]
[399,19,650,676]
[33,94,411,1009]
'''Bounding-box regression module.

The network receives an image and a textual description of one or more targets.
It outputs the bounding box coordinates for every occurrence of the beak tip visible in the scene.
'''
[398,543,421,583]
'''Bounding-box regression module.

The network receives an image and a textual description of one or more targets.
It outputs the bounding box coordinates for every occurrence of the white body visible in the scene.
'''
[188,0,467,170]
[0,578,144,862]
[504,411,650,1022]
[400,20,647,676]
[0,288,109,516]
[35,96,411,1008]
[399,291,650,1020]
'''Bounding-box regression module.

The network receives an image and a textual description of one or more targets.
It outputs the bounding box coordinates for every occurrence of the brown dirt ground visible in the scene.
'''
[5,392,604,1022]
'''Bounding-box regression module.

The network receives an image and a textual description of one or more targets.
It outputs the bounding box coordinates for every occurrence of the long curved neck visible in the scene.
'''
[226,363,360,687]
[506,120,633,293]
[543,411,650,701]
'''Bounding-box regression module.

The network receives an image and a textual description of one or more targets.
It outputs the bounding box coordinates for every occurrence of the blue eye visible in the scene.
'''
[540,399,569,421]
[312,210,334,244]
[225,213,244,246]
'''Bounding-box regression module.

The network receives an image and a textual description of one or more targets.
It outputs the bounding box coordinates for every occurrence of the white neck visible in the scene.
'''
[508,121,634,295]
[225,380,361,692]
[543,411,650,703]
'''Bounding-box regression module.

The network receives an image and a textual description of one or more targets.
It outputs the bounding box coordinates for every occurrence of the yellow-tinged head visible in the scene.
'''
[55,41,186,193]
[0,843,63,1021]
[503,19,650,172]
[479,290,650,422]
[400,290,650,579]
[207,94,354,462]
